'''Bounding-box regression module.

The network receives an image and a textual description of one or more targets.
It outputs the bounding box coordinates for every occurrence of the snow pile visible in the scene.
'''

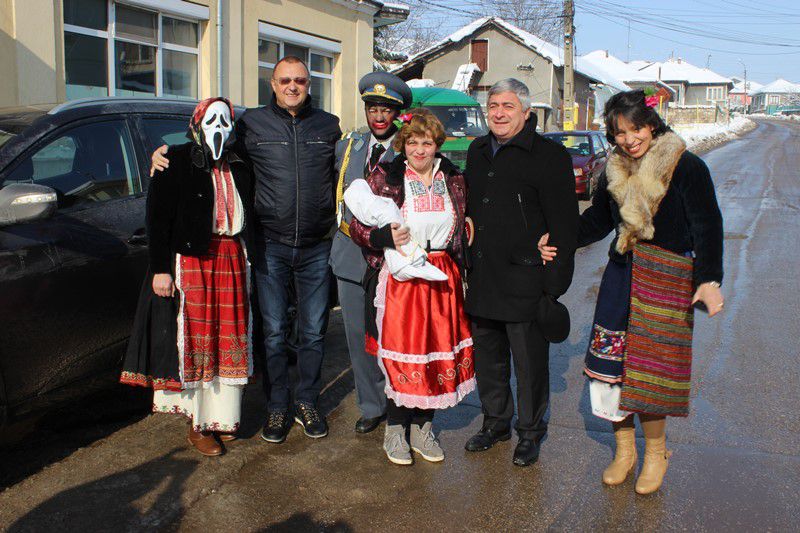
[747,113,800,121]
[672,116,756,151]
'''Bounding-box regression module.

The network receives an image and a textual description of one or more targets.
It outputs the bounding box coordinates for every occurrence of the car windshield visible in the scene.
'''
[428,106,488,138]
[547,134,592,156]
[0,106,51,148]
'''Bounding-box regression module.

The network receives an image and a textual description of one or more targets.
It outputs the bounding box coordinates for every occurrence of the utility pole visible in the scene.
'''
[626,18,631,62]
[563,0,575,131]
[739,58,748,115]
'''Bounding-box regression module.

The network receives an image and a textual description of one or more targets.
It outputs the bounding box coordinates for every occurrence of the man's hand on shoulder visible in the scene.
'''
[150,145,169,177]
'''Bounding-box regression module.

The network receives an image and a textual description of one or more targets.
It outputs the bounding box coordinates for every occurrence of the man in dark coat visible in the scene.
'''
[463,78,578,466]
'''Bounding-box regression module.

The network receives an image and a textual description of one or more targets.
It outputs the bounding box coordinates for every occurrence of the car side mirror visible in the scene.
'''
[0,183,58,227]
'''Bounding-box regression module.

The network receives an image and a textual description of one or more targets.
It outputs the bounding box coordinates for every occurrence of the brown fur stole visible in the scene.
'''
[605,130,686,253]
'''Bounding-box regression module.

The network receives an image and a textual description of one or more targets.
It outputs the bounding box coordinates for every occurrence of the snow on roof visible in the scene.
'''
[581,51,660,83]
[380,2,409,11]
[636,58,732,86]
[730,79,763,95]
[392,17,627,90]
[751,78,800,95]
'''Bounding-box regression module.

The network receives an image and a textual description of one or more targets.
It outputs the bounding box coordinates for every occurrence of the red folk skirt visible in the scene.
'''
[372,252,476,410]
[175,235,251,388]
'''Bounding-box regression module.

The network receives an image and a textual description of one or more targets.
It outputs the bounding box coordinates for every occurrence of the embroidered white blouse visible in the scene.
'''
[401,159,456,251]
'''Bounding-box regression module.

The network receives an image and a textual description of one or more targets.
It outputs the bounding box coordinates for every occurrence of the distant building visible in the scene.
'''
[634,58,733,107]
[390,17,630,131]
[728,77,763,112]
[750,79,800,115]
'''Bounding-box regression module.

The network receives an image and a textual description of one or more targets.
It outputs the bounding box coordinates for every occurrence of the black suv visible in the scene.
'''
[0,98,243,427]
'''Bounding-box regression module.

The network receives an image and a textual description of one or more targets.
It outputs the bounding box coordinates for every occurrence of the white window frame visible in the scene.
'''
[63,0,201,99]
[256,26,338,111]
[706,86,724,102]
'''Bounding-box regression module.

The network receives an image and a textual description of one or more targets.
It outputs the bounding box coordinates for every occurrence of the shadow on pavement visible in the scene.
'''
[6,448,198,532]
[261,512,354,532]
[0,383,152,491]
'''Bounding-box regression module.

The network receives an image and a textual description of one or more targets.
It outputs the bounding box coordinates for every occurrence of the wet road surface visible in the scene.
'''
[1,119,798,531]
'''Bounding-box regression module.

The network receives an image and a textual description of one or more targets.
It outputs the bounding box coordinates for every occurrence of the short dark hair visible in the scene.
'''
[604,90,669,145]
[272,55,309,75]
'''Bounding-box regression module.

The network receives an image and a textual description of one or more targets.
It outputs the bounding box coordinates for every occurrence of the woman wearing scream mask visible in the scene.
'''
[539,90,724,493]
[349,108,476,466]
[121,97,254,457]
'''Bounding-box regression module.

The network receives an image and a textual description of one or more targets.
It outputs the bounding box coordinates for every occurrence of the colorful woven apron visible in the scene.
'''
[620,243,694,417]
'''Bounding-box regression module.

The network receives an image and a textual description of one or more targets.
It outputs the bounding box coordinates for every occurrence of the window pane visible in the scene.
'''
[115,5,157,45]
[259,67,274,106]
[163,49,198,99]
[310,53,332,74]
[283,43,308,62]
[310,76,331,112]
[6,120,139,205]
[115,41,156,96]
[65,32,108,100]
[258,40,279,64]
[141,118,190,154]
[163,17,198,47]
[64,0,107,30]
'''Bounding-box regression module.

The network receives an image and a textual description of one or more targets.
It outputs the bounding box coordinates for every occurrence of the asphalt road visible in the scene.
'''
[1,119,798,532]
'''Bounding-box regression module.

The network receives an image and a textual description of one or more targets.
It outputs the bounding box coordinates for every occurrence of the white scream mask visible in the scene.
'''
[200,101,232,161]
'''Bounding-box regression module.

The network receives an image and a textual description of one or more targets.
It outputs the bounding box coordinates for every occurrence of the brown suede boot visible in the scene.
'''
[636,416,671,495]
[188,427,223,456]
[602,418,637,486]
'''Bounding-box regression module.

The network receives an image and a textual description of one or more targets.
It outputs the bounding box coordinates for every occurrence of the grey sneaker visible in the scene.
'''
[410,422,445,462]
[383,424,412,465]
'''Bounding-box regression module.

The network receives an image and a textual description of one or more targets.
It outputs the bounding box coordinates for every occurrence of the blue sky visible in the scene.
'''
[417,0,800,84]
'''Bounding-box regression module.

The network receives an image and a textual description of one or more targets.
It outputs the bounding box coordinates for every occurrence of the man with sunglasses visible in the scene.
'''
[150,56,342,445]
[330,72,412,435]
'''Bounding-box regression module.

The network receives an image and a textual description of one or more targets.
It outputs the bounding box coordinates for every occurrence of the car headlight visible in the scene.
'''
[573,168,583,176]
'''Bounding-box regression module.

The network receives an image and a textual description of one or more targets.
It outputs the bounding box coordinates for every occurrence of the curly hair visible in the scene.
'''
[604,90,670,145]
[392,107,446,152]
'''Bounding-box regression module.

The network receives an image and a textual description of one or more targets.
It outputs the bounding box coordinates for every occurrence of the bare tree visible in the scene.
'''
[375,3,441,64]
[480,0,563,42]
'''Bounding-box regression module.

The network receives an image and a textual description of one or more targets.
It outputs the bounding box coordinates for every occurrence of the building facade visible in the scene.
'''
[750,79,800,115]
[0,0,406,129]
[391,17,627,131]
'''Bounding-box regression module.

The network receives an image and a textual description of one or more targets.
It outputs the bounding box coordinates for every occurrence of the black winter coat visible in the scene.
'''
[147,142,255,274]
[234,94,341,247]
[579,149,724,286]
[464,117,579,322]
[122,143,254,390]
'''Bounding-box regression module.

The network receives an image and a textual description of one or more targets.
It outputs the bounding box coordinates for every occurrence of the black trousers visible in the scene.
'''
[386,399,435,427]
[471,316,550,441]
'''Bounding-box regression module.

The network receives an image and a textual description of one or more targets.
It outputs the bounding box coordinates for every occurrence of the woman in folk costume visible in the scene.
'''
[539,90,724,493]
[349,109,476,465]
[121,97,254,456]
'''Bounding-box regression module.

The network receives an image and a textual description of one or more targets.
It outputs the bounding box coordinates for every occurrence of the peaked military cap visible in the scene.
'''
[359,72,412,109]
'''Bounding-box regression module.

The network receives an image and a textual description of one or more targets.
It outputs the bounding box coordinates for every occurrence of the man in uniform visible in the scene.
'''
[330,72,413,434]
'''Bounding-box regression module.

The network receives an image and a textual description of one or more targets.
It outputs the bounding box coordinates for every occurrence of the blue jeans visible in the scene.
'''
[254,237,332,410]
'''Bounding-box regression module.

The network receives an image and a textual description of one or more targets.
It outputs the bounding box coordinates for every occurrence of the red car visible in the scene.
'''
[543,130,609,200]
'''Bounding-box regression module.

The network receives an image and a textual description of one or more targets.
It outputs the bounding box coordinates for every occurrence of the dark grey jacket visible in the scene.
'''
[234,95,341,247]
[329,130,397,283]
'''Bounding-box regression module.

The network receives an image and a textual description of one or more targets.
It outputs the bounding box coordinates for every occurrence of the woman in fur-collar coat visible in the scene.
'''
[540,90,724,494]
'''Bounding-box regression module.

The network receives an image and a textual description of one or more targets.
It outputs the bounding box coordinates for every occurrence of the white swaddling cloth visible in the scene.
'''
[344,179,448,282]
